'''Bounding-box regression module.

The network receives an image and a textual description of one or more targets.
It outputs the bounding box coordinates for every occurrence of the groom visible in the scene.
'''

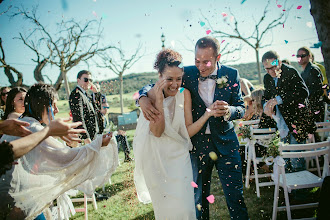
[138,36,248,219]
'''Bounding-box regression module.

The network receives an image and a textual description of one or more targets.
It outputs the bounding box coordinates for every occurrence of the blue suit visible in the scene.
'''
[138,64,249,219]
[183,64,248,219]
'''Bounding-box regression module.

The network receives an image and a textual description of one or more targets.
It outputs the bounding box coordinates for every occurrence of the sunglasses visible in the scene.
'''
[296,54,308,58]
[102,106,110,109]
[83,78,93,83]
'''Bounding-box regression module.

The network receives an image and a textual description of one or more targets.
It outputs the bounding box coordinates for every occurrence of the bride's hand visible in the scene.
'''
[101,132,113,147]
[154,78,167,101]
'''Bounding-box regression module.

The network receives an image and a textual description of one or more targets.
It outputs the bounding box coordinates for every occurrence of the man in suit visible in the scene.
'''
[69,70,101,144]
[262,50,316,171]
[138,36,248,220]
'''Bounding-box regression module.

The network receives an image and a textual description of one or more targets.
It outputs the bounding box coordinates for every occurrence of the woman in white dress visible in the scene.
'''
[0,83,118,219]
[134,49,216,220]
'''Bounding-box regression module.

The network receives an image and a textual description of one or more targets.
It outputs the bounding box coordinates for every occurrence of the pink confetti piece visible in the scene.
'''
[206,108,211,112]
[292,54,295,57]
[191,181,198,188]
[298,103,305,108]
[283,23,284,28]
[297,5,302,9]
[277,4,282,8]
[283,9,286,11]
[314,111,320,114]
[206,61,212,66]
[293,129,297,134]
[92,11,98,17]
[221,40,225,44]
[206,195,215,203]
[291,124,296,129]
[206,29,211,35]
[221,12,228,17]
[233,83,238,87]
[133,92,140,100]
[322,85,328,89]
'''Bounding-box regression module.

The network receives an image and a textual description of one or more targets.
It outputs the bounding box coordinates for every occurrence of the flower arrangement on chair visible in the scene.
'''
[237,125,252,140]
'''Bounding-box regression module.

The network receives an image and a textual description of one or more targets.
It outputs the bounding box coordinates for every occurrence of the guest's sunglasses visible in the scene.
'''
[83,78,93,82]
[296,54,308,58]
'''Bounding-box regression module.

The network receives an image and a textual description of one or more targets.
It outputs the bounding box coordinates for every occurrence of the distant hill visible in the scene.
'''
[57,61,321,100]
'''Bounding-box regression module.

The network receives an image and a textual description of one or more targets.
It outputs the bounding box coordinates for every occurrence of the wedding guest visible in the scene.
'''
[138,37,249,219]
[0,87,11,120]
[3,87,27,120]
[0,83,118,219]
[310,52,327,86]
[262,50,316,171]
[134,48,220,219]
[0,118,85,176]
[297,47,324,122]
[69,70,102,144]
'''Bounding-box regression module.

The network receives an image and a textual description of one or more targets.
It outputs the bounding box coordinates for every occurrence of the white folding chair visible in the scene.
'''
[70,193,98,220]
[307,122,330,177]
[236,119,260,160]
[324,103,330,122]
[245,127,277,197]
[272,141,330,220]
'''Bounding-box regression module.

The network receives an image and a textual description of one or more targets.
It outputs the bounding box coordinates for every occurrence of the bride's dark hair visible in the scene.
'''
[154,49,182,75]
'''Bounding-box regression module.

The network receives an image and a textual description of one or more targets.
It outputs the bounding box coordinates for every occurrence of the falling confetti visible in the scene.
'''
[283,23,284,28]
[284,40,288,44]
[209,152,218,161]
[306,22,313,28]
[277,5,282,8]
[293,129,298,134]
[291,124,296,129]
[297,5,302,9]
[233,83,238,87]
[221,12,228,17]
[191,181,198,188]
[179,87,185,93]
[196,204,202,211]
[200,21,205,27]
[206,29,211,35]
[206,61,212,66]
[271,60,278,66]
[241,0,247,4]
[298,103,305,108]
[292,54,295,57]
[221,40,225,44]
[311,41,322,48]
[92,11,98,17]
[314,111,320,114]
[206,195,215,203]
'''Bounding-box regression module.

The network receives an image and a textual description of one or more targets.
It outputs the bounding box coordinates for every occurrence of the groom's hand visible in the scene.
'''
[211,100,229,117]
[139,97,161,122]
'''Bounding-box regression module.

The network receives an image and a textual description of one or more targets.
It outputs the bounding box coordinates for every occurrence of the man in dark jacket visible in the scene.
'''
[262,50,316,171]
[297,46,324,122]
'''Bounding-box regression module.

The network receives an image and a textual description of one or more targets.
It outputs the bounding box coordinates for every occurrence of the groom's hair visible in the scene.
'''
[195,36,220,58]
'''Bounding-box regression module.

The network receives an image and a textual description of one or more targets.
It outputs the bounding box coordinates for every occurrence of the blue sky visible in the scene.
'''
[0,0,322,86]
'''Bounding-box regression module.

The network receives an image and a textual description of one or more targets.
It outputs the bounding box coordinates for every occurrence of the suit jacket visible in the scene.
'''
[263,63,316,142]
[183,64,245,155]
[69,86,100,140]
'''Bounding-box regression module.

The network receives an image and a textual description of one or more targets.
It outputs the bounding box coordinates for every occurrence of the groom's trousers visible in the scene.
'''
[190,136,249,220]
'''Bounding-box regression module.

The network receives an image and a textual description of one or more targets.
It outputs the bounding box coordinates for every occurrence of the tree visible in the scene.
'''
[309,0,330,83]
[13,6,117,98]
[202,0,291,84]
[0,38,23,87]
[97,43,144,114]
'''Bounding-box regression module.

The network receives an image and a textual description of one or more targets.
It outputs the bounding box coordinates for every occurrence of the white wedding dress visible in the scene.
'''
[0,117,118,220]
[134,91,196,220]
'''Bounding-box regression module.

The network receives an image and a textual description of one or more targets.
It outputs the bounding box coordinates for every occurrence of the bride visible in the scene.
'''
[134,49,216,219]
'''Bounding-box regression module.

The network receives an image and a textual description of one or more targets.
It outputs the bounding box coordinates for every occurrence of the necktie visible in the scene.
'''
[199,75,218,82]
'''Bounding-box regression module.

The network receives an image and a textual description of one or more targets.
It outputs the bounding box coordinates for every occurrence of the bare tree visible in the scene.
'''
[0,38,23,86]
[13,6,118,98]
[202,0,291,84]
[310,0,330,83]
[97,43,144,114]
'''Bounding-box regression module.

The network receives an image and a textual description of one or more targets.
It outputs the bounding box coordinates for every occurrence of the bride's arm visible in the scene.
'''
[149,79,166,137]
[184,89,215,137]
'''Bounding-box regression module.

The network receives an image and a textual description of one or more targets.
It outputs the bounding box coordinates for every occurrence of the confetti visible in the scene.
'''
[225,162,232,165]
[206,61,212,66]
[322,85,328,89]
[241,0,247,4]
[221,40,225,44]
[191,181,198,188]
[293,129,297,134]
[196,204,202,211]
[283,23,284,28]
[277,5,282,8]
[206,108,211,112]
[298,103,305,108]
[206,29,211,35]
[233,83,238,87]
[92,11,98,17]
[179,87,185,93]
[297,5,302,9]
[291,124,296,129]
[209,152,218,161]
[271,60,278,66]
[314,111,320,114]
[292,54,295,57]
[311,41,322,48]
[221,12,228,17]
[206,195,215,203]
[200,21,205,27]
[284,40,288,44]
[306,22,313,28]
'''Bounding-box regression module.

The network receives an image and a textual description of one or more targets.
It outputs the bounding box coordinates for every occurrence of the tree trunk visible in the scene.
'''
[61,69,70,99]
[310,0,330,84]
[120,73,124,114]
[33,59,47,82]
[4,66,23,86]
[255,49,262,84]
[53,74,63,91]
